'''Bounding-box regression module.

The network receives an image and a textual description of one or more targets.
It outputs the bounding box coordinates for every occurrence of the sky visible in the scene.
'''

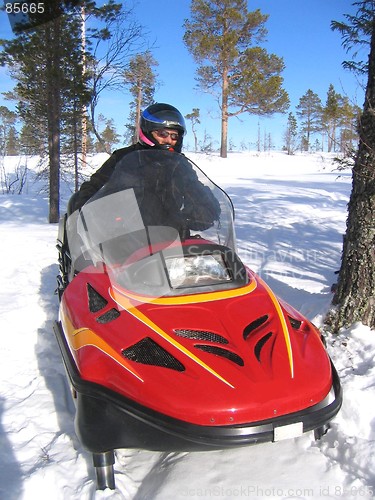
[0,0,367,150]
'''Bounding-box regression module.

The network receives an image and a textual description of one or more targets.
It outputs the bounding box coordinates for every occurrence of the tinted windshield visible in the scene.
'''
[66,150,241,296]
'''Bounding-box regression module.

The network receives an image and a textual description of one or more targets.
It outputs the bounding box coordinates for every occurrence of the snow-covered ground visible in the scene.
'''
[0,151,374,499]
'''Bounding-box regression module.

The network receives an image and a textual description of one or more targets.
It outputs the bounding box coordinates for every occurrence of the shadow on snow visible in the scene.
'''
[226,176,349,319]
[35,264,96,489]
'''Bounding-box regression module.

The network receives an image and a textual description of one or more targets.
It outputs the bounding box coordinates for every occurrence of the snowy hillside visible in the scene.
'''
[0,151,374,500]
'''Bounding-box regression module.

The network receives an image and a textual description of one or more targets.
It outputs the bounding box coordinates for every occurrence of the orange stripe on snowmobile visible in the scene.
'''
[60,308,144,382]
[111,279,257,306]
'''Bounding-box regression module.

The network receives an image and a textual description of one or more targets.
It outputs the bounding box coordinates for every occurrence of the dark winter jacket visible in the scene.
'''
[68,145,221,234]
[68,143,144,214]
[97,149,221,232]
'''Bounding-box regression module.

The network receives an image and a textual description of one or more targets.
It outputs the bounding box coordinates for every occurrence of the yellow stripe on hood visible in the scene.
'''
[258,278,294,379]
[109,288,235,388]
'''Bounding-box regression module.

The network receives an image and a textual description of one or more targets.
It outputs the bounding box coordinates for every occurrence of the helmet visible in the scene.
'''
[139,103,186,152]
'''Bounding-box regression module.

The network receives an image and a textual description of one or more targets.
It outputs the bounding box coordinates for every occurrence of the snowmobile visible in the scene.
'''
[54,149,342,490]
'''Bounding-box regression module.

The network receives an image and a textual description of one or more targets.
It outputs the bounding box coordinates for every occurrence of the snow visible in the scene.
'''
[1,151,374,500]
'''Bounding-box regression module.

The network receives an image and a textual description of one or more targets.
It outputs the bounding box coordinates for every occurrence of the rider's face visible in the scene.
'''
[151,128,179,147]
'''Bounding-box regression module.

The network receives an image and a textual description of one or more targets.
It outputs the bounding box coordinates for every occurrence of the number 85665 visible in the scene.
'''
[5,2,45,14]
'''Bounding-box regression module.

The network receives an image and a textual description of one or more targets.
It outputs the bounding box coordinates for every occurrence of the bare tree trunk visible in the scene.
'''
[135,83,142,143]
[326,20,375,332]
[81,6,87,185]
[220,67,228,158]
[193,129,198,152]
[46,18,61,223]
[73,107,79,192]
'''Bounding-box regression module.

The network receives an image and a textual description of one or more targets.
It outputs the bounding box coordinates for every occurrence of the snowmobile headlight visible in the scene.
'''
[166,253,232,288]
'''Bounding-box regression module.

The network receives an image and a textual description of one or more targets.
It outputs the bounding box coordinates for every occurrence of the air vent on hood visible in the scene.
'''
[96,308,120,324]
[87,283,108,312]
[288,316,302,330]
[174,329,228,344]
[194,344,244,366]
[243,315,269,340]
[254,332,273,362]
[122,337,185,372]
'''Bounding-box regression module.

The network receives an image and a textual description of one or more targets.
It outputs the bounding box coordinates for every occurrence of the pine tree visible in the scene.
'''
[183,0,289,158]
[339,97,361,154]
[0,106,18,155]
[326,1,375,331]
[123,51,158,143]
[19,122,46,155]
[296,89,322,151]
[1,1,143,221]
[185,108,201,152]
[92,115,120,152]
[322,84,343,152]
[0,3,90,221]
[284,112,298,155]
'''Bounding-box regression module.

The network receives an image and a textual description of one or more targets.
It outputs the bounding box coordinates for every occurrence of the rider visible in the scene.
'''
[68,103,186,214]
[68,103,220,234]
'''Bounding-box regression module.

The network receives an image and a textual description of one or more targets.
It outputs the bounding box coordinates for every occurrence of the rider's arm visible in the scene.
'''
[174,165,221,231]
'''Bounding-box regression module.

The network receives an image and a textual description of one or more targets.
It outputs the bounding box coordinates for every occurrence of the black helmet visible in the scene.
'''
[139,103,186,152]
